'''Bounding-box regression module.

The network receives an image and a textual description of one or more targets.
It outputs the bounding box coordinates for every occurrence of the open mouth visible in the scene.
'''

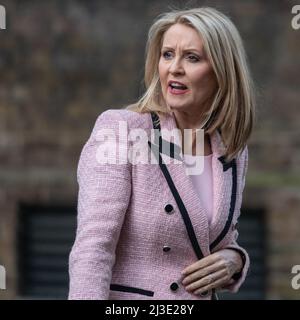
[169,83,188,90]
[168,82,189,94]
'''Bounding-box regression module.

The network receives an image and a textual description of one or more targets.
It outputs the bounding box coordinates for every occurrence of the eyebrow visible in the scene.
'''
[161,46,203,54]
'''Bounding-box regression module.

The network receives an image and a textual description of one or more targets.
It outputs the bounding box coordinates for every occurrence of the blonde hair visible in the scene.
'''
[127,7,255,161]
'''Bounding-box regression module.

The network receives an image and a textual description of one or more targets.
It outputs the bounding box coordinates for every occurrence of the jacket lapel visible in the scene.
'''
[148,111,237,256]
[149,112,211,257]
[209,131,234,249]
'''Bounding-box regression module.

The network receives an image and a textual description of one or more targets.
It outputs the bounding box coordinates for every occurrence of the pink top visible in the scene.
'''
[183,154,214,225]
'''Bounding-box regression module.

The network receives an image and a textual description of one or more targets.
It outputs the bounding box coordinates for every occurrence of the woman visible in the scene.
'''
[69,7,255,300]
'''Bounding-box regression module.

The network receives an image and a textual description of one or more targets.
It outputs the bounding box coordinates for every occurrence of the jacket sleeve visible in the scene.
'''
[222,146,250,293]
[68,109,132,300]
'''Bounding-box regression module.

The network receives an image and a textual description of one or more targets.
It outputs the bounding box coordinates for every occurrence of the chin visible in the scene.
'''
[167,102,189,111]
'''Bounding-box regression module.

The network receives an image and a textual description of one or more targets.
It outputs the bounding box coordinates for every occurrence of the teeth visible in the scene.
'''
[170,83,187,89]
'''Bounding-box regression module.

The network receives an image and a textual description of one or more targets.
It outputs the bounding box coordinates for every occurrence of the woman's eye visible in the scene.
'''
[187,54,200,62]
[162,51,173,59]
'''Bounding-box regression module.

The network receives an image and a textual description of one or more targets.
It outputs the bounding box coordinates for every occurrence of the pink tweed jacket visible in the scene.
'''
[68,108,249,300]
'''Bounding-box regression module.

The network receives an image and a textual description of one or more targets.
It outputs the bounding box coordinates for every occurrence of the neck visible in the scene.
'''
[173,110,205,131]
[172,111,212,156]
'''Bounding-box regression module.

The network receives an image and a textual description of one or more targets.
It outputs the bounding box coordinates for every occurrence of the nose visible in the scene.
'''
[169,57,184,75]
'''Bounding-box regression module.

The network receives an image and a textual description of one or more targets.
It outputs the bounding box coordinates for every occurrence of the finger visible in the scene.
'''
[182,260,224,286]
[217,278,235,292]
[220,278,235,289]
[185,268,227,293]
[194,274,229,296]
[182,254,220,275]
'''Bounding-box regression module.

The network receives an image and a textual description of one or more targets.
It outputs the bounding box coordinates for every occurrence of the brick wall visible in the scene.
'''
[0,0,299,299]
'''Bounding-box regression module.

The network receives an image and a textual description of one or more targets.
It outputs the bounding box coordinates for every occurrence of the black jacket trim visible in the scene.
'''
[149,112,223,300]
[160,138,182,161]
[151,112,182,161]
[148,141,204,260]
[148,112,204,260]
[217,155,235,172]
[149,112,237,252]
[110,284,154,297]
[209,157,237,250]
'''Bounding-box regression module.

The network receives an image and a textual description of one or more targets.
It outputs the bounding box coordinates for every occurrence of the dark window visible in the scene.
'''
[219,208,266,300]
[18,205,76,299]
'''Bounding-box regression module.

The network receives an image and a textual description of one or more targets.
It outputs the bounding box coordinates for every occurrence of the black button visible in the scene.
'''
[164,204,174,214]
[200,290,209,297]
[170,282,179,291]
[163,246,171,252]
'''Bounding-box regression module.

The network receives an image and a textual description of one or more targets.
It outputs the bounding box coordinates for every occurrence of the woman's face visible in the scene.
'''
[158,23,218,116]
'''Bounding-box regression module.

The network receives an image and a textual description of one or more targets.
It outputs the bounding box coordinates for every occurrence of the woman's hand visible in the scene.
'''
[181,249,243,295]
